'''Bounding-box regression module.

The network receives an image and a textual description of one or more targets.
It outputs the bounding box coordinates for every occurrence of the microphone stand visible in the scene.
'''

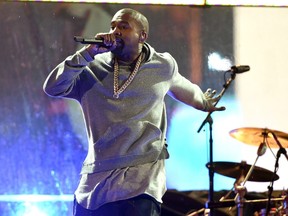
[197,72,236,216]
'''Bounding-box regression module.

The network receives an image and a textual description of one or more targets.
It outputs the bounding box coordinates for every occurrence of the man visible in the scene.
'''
[43,8,224,216]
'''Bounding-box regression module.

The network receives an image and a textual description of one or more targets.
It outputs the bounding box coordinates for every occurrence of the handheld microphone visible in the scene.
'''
[228,65,250,73]
[74,36,104,45]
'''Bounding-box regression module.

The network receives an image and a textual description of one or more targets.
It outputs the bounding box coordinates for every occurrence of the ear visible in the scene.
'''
[139,31,148,43]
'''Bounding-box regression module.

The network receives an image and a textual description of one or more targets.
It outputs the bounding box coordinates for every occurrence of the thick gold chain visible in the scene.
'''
[113,52,143,99]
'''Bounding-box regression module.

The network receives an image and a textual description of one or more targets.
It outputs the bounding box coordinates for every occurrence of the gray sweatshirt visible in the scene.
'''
[43,43,208,174]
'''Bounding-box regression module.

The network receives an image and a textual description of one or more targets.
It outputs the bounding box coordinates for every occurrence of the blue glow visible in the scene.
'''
[0,199,73,216]
[0,195,73,202]
[18,203,49,216]
[166,96,244,191]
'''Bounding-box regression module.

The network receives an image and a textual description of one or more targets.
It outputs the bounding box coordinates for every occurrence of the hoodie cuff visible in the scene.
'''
[79,47,94,62]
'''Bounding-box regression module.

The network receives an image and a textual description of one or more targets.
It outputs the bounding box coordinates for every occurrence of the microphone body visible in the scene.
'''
[74,36,123,50]
[74,36,104,45]
[228,65,250,73]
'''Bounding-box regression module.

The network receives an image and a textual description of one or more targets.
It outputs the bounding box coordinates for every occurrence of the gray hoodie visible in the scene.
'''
[43,43,207,174]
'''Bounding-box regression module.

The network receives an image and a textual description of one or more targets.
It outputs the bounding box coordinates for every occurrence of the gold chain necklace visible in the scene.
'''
[113,52,143,99]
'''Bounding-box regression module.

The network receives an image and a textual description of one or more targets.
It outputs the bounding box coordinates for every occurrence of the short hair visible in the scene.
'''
[117,8,149,36]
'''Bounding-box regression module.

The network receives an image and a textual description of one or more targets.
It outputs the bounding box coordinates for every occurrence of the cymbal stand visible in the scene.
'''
[197,72,236,216]
[270,131,288,161]
[233,132,269,216]
[265,151,280,216]
[217,134,268,216]
[234,133,268,197]
[228,160,255,216]
[265,131,288,216]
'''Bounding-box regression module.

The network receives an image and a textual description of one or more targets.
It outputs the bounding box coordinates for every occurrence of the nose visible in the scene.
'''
[112,26,121,36]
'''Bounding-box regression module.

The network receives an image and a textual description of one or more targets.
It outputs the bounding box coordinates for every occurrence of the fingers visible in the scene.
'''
[204,88,217,99]
[204,88,226,112]
[214,106,226,111]
[96,33,117,49]
[87,33,117,56]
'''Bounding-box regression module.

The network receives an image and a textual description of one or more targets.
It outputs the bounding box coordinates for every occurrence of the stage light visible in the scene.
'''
[0,195,74,216]
[15,202,49,216]
[207,52,232,71]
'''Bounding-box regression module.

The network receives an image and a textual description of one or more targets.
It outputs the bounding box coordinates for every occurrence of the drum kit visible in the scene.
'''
[188,127,288,216]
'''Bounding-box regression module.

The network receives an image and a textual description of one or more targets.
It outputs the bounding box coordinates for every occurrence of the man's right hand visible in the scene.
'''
[86,33,118,57]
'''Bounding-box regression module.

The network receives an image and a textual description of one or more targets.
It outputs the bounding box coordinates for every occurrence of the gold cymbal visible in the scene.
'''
[229,127,288,148]
[206,161,279,182]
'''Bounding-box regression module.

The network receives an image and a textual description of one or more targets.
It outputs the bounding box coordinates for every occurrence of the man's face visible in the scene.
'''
[109,11,143,55]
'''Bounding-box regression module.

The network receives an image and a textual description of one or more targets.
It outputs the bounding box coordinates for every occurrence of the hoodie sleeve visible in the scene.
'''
[43,47,94,98]
[167,55,208,111]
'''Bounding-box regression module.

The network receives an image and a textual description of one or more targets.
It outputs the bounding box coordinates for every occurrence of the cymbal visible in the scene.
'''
[206,161,279,182]
[229,127,288,148]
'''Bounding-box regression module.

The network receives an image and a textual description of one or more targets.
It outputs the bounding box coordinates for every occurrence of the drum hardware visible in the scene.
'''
[205,159,279,216]
[207,137,279,214]
[229,127,288,215]
[250,196,287,216]
[186,207,211,216]
[266,131,288,216]
[186,207,205,216]
[223,142,276,214]
[230,128,288,216]
[187,196,287,216]
[188,127,288,216]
